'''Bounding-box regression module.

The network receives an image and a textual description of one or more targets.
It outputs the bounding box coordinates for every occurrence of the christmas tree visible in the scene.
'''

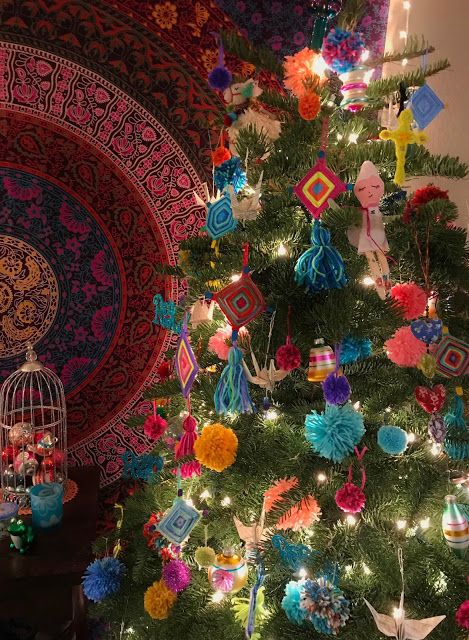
[89,3,469,639]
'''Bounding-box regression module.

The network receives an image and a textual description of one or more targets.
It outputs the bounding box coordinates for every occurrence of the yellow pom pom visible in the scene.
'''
[144,579,177,620]
[194,423,238,472]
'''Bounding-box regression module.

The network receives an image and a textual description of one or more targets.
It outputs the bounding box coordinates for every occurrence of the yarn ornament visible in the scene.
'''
[195,546,216,568]
[162,559,191,593]
[214,156,247,194]
[305,403,365,463]
[263,476,299,512]
[403,184,449,224]
[144,579,177,620]
[339,335,372,365]
[208,327,231,360]
[384,326,426,367]
[322,28,365,73]
[194,422,238,472]
[335,447,367,514]
[390,282,427,321]
[456,600,469,630]
[211,569,234,593]
[214,343,255,415]
[377,425,408,455]
[322,371,351,405]
[228,108,282,150]
[174,413,198,460]
[295,220,348,294]
[276,495,322,532]
[82,557,126,603]
[276,307,301,372]
[208,39,232,92]
[301,578,351,635]
[144,413,168,441]
[444,389,469,460]
[298,91,321,121]
[171,460,201,479]
[283,47,324,98]
[282,580,308,625]
[212,136,232,167]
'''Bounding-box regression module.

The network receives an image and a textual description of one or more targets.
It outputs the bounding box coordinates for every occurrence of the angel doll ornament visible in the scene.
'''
[347,161,390,300]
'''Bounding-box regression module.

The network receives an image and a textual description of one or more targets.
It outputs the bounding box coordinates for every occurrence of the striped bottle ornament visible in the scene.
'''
[308,338,336,382]
[442,495,469,558]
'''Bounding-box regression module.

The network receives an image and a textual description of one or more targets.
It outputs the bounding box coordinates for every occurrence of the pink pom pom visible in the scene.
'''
[384,326,426,367]
[276,339,302,371]
[335,482,366,513]
[144,414,168,441]
[211,569,234,593]
[390,282,427,320]
[171,460,201,479]
[162,559,191,593]
[208,328,231,360]
[456,600,469,630]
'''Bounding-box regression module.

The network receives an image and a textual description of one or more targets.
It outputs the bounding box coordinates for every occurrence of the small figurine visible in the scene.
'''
[8,518,35,554]
[347,161,390,299]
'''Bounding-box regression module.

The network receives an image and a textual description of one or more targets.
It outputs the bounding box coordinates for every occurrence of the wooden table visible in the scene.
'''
[0,466,100,639]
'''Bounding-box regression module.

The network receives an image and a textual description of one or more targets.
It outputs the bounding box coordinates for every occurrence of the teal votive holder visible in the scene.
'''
[30,483,64,530]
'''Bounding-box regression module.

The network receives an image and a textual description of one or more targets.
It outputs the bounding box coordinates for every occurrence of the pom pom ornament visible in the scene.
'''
[283,47,324,98]
[335,447,367,514]
[144,579,177,620]
[323,28,365,73]
[282,579,308,625]
[298,91,321,120]
[162,559,191,593]
[385,326,427,367]
[214,156,247,194]
[276,305,302,372]
[208,38,232,92]
[456,600,469,630]
[403,184,449,224]
[391,283,427,321]
[82,557,125,603]
[194,422,238,472]
[308,338,336,382]
[144,406,168,441]
[300,577,351,635]
[276,495,322,532]
[208,550,248,594]
[378,426,408,455]
[442,495,469,558]
[339,335,372,365]
[379,109,428,186]
[295,220,348,294]
[195,546,216,568]
[305,403,365,463]
[322,371,351,405]
[208,327,231,360]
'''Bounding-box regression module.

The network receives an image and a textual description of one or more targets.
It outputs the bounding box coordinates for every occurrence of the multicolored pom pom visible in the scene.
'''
[322,28,365,73]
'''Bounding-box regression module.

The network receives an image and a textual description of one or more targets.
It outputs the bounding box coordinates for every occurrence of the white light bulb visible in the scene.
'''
[265,408,279,421]
[364,69,374,84]
[420,517,430,530]
[185,498,195,508]
[200,489,211,500]
[396,519,407,530]
[346,515,357,526]
[385,406,392,413]
[362,563,371,575]
[231,273,241,282]
[402,58,409,66]
[348,132,359,144]
[298,567,308,579]
[403,0,411,9]
[353,401,361,411]
[407,432,416,443]
[312,54,327,78]
[393,606,405,620]
[336,133,343,141]
[277,243,288,257]
[317,472,327,483]
[399,30,408,39]
[221,496,231,507]
[362,276,374,286]
[212,591,224,603]
[344,564,353,574]
[127,628,135,635]
[431,442,441,456]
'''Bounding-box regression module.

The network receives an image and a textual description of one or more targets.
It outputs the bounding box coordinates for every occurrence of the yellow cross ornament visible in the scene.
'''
[379,108,428,186]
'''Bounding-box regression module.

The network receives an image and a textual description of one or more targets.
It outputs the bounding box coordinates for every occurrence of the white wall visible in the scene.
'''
[384,0,469,225]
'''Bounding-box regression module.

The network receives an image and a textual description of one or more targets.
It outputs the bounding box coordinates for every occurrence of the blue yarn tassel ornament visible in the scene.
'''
[295,220,348,294]
[444,389,469,460]
[214,335,254,415]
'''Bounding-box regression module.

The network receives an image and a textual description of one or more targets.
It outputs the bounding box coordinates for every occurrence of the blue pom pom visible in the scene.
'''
[282,580,308,625]
[377,425,408,455]
[339,335,372,365]
[322,372,351,405]
[208,65,232,91]
[214,157,247,194]
[301,578,350,634]
[295,220,348,294]
[82,557,125,603]
[322,28,365,73]
[305,404,365,462]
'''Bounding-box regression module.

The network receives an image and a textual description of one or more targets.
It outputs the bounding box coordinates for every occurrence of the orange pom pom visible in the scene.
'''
[212,146,232,167]
[283,48,323,98]
[298,92,321,121]
[276,495,322,532]
[194,422,238,472]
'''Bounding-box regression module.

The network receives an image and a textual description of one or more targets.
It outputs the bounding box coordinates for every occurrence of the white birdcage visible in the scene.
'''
[0,343,67,507]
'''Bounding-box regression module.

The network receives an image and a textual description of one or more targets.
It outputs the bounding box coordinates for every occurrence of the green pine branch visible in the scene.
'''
[367,59,450,100]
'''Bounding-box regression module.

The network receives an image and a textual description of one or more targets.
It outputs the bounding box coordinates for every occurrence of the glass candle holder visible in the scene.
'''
[0,502,19,538]
[30,482,64,530]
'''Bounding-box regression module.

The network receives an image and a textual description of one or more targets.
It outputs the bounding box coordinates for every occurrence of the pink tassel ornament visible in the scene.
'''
[276,307,301,371]
[174,413,198,460]
[171,460,201,479]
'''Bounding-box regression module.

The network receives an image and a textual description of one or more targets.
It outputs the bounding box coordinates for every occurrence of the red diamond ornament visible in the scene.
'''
[215,274,265,330]
[294,155,346,219]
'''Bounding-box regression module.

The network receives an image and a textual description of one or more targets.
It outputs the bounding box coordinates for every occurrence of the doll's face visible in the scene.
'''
[354,175,384,208]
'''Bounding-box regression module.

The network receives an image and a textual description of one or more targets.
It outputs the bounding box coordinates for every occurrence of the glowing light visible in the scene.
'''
[431,442,442,456]
[361,49,370,62]
[346,515,357,526]
[298,567,308,579]
[231,274,241,282]
[337,133,343,141]
[212,591,224,603]
[312,54,328,78]
[127,629,135,635]
[393,607,405,620]
[362,563,371,575]
[353,401,361,411]
[362,276,374,286]
[396,519,407,530]
[185,498,195,508]
[200,489,211,500]
[364,69,374,84]
[403,1,411,9]
[385,406,392,413]
[221,496,231,507]
[399,30,408,39]
[277,243,288,257]
[317,472,327,483]
[348,132,359,144]
[434,572,447,593]
[345,565,353,574]
[420,517,430,530]
[407,432,416,443]
[265,408,279,421]
[402,58,409,67]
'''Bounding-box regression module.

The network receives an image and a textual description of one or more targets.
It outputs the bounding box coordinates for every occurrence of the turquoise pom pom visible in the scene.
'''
[282,580,307,625]
[377,425,408,455]
[340,335,372,365]
[305,404,365,462]
[444,391,469,460]
[295,220,347,294]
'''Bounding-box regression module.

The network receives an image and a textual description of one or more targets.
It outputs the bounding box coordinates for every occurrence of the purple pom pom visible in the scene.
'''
[208,66,232,91]
[322,372,351,405]
[162,559,191,593]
